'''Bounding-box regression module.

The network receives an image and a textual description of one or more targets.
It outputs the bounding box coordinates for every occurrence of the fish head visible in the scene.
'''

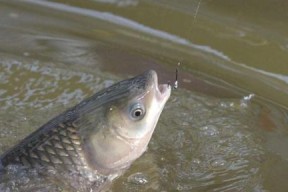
[108,70,171,139]
[81,70,171,175]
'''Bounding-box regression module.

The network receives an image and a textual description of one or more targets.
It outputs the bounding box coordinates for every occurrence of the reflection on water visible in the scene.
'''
[0,0,288,191]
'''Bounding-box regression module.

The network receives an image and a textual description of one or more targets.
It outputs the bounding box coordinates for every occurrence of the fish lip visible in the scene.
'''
[149,70,171,101]
[157,84,171,101]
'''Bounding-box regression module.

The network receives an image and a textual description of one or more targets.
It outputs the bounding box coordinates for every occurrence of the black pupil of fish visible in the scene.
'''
[134,109,142,117]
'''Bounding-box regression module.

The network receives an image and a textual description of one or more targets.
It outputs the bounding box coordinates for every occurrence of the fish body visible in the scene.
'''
[0,70,171,191]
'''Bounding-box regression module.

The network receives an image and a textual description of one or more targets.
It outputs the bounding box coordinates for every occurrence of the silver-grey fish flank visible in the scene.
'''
[0,70,171,191]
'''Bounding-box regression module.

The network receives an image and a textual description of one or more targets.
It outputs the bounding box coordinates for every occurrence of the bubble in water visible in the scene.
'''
[127,172,149,185]
[200,125,219,137]
[192,158,201,164]
[176,183,193,191]
[18,176,30,185]
[181,121,189,126]
[209,159,228,170]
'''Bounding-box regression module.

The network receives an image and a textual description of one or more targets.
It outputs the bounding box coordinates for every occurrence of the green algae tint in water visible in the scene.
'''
[0,0,288,191]
[111,90,276,191]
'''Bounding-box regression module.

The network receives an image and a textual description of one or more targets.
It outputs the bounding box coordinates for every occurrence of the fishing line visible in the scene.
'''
[168,62,180,89]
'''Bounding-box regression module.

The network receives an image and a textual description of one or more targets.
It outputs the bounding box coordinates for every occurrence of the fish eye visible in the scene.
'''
[130,103,145,120]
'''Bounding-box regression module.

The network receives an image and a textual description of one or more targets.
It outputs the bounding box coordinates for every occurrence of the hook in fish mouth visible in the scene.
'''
[165,66,179,91]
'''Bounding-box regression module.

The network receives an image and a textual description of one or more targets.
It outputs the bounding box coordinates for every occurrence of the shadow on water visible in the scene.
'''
[0,0,288,191]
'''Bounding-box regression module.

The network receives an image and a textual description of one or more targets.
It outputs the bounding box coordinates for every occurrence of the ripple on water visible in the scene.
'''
[127,172,149,185]
[209,158,228,170]
[0,58,113,110]
[151,89,266,191]
[199,125,219,137]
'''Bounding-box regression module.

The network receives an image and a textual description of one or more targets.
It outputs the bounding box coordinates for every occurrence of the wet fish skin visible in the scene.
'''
[0,70,171,190]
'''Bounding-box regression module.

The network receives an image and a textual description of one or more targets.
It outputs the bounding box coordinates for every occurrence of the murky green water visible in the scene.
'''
[0,0,288,191]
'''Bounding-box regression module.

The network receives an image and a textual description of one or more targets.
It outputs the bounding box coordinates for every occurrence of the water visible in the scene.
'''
[0,0,288,191]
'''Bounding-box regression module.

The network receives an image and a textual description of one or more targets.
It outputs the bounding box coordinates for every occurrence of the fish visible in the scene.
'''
[0,70,171,191]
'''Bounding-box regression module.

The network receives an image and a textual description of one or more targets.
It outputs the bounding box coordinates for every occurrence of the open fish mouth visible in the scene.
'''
[158,84,171,100]
[149,70,171,102]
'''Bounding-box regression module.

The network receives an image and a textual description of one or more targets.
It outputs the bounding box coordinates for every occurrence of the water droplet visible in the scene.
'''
[240,93,255,107]
[127,172,149,185]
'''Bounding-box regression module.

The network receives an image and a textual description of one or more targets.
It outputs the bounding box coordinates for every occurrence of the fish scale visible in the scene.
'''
[10,121,86,170]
